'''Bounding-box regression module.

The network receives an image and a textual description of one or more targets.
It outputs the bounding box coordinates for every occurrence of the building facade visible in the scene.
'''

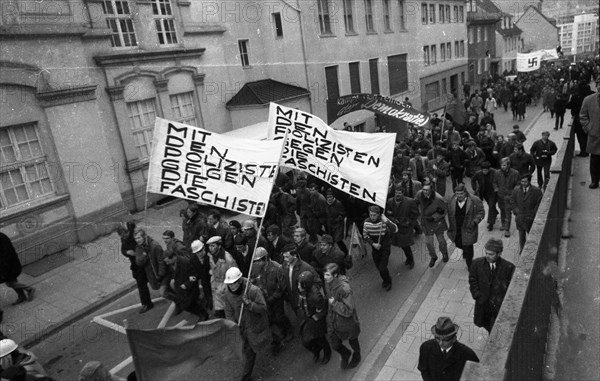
[515,5,559,52]
[466,0,501,89]
[557,13,599,58]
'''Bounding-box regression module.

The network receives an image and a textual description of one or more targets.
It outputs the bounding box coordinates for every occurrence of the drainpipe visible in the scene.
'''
[281,0,313,113]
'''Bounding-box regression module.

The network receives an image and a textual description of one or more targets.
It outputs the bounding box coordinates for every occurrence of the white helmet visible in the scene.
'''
[0,339,18,358]
[224,267,243,284]
[191,240,204,253]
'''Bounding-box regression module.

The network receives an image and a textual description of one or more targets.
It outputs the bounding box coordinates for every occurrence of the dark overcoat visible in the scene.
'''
[385,196,419,247]
[0,232,21,282]
[417,339,479,381]
[510,185,543,231]
[446,194,485,246]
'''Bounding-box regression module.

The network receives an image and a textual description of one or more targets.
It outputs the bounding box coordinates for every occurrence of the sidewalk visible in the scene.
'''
[0,199,227,346]
[355,106,574,381]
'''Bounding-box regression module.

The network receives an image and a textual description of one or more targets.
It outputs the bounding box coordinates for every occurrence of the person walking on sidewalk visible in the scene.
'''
[297,270,331,365]
[386,184,419,269]
[0,232,35,321]
[118,222,152,314]
[567,78,595,157]
[493,158,521,237]
[471,161,499,231]
[415,183,449,267]
[579,78,600,189]
[362,206,398,291]
[446,184,485,269]
[324,263,361,370]
[469,238,515,333]
[418,316,479,381]
[511,174,543,252]
[530,131,558,190]
[553,93,568,130]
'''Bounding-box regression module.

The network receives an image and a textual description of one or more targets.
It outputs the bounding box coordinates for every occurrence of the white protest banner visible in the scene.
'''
[267,103,395,208]
[517,51,544,72]
[147,118,284,217]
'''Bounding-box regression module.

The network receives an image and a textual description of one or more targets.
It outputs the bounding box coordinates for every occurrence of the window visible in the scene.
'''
[425,81,439,103]
[388,54,408,95]
[477,26,481,43]
[273,12,283,37]
[454,5,459,23]
[343,0,355,33]
[447,43,451,60]
[127,98,157,160]
[442,78,447,96]
[170,92,197,126]
[369,58,380,94]
[440,43,446,61]
[459,6,464,22]
[429,4,435,23]
[398,0,405,30]
[484,26,488,41]
[460,40,465,56]
[317,0,332,35]
[477,58,482,75]
[153,0,178,45]
[422,3,428,24]
[445,5,450,22]
[431,44,437,64]
[365,0,375,32]
[423,45,430,65]
[383,0,391,31]
[325,66,340,100]
[468,27,474,44]
[484,57,489,72]
[238,39,250,67]
[439,4,445,23]
[0,123,54,208]
[349,62,361,93]
[455,41,459,56]
[103,0,137,47]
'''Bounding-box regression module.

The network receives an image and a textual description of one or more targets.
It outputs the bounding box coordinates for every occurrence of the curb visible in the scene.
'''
[523,108,545,136]
[21,281,137,349]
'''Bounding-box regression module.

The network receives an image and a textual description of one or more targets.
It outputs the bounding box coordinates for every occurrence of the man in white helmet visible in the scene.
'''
[223,267,270,381]
[0,338,47,378]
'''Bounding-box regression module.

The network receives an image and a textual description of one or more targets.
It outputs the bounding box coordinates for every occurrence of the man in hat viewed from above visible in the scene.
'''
[418,316,479,381]
[469,238,515,333]
[363,205,398,291]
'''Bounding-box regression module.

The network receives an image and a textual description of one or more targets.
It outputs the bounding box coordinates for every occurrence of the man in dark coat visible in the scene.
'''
[446,184,485,269]
[567,80,595,157]
[415,183,449,267]
[268,186,297,238]
[471,161,499,231]
[469,238,515,332]
[282,244,319,315]
[530,131,558,190]
[265,225,292,264]
[207,209,234,252]
[181,204,209,248]
[162,251,206,319]
[324,189,348,254]
[580,81,600,189]
[119,221,152,314]
[509,143,536,177]
[0,232,36,317]
[241,220,268,260]
[493,157,521,237]
[511,174,543,251]
[447,142,469,189]
[292,228,318,269]
[385,184,419,269]
[134,229,166,314]
[418,316,479,381]
[188,240,213,311]
[313,234,347,275]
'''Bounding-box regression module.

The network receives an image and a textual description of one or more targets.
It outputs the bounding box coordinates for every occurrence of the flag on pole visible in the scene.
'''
[146,118,284,217]
[267,103,395,207]
[126,319,244,381]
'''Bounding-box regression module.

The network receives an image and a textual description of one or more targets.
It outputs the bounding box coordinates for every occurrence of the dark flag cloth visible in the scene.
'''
[126,318,243,381]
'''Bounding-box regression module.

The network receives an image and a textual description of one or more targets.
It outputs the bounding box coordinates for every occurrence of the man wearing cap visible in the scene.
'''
[281,244,319,315]
[415,183,450,267]
[471,161,499,231]
[189,240,213,312]
[250,247,292,353]
[241,220,268,260]
[511,174,543,251]
[207,209,234,253]
[509,143,536,177]
[493,157,521,237]
[469,238,515,332]
[418,316,479,381]
[530,131,558,190]
[446,184,485,269]
[292,228,318,269]
[206,236,236,318]
[223,267,270,381]
[386,184,419,269]
[363,205,398,291]
[162,250,207,319]
[324,189,348,255]
[314,234,347,275]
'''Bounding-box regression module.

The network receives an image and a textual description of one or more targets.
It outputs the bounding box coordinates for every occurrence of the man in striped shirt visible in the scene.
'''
[363,206,398,291]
